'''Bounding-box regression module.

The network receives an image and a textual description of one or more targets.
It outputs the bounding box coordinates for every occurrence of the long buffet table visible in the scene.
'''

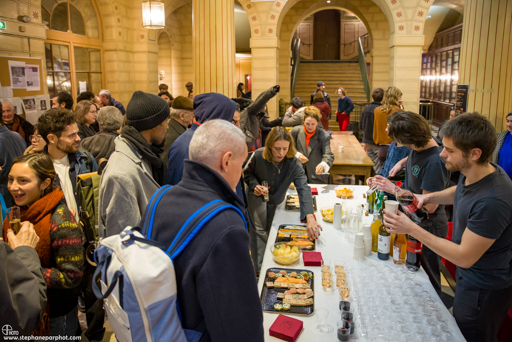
[257,184,466,341]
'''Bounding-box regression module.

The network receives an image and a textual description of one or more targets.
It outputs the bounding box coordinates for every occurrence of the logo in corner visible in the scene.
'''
[2,324,18,336]
[412,165,420,177]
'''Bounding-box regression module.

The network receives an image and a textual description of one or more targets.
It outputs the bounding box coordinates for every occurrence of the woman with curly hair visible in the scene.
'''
[2,153,84,337]
[373,86,402,167]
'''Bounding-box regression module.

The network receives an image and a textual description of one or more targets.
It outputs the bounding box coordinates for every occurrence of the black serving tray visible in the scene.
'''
[285,195,317,211]
[275,224,316,251]
[260,267,315,316]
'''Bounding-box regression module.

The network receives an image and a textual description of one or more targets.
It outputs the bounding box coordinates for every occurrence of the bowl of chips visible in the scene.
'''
[321,207,334,223]
[335,187,354,199]
[270,243,301,265]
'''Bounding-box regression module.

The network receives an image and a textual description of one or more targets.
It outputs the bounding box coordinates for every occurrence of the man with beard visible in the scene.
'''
[37,108,98,223]
[382,113,512,342]
[99,91,170,237]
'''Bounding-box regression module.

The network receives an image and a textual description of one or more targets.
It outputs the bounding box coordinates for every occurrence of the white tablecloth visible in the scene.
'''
[257,185,466,341]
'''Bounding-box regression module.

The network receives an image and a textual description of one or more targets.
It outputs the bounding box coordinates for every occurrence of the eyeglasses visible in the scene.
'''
[232,119,239,125]
[29,135,43,142]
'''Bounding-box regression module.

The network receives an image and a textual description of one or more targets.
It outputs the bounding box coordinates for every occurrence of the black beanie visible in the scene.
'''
[126,91,170,131]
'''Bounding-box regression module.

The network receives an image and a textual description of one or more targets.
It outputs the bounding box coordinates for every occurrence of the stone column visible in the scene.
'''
[389,35,424,113]
[459,0,512,131]
[192,0,236,97]
[250,37,280,119]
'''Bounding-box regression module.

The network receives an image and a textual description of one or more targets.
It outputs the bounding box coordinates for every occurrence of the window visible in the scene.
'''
[74,47,102,96]
[41,0,99,38]
[45,44,72,97]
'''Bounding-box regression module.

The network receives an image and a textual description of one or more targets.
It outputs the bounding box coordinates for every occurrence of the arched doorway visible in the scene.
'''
[158,32,173,93]
[41,0,104,104]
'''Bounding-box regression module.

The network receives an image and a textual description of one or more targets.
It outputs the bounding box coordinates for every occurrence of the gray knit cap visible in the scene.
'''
[126,91,170,131]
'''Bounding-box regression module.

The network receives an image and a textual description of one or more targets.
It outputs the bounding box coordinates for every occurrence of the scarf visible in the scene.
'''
[10,115,25,141]
[2,189,64,337]
[304,125,315,150]
[121,125,168,186]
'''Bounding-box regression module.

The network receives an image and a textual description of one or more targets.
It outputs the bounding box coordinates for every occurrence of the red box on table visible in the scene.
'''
[311,188,318,195]
[302,252,322,266]
[269,314,303,342]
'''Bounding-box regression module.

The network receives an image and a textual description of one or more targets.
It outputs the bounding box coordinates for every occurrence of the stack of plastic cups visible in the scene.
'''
[362,224,372,256]
[333,203,342,230]
[353,232,366,260]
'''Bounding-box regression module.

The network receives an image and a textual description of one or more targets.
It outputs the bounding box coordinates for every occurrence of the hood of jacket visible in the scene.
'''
[193,92,236,124]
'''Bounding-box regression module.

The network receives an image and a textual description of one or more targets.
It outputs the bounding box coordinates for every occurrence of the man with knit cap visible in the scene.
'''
[99,91,170,237]
[161,95,194,162]
[167,92,236,186]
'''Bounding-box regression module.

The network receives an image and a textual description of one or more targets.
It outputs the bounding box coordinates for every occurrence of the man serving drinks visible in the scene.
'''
[382,113,512,342]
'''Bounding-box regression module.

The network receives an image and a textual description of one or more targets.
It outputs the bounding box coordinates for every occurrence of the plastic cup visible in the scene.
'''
[384,200,399,214]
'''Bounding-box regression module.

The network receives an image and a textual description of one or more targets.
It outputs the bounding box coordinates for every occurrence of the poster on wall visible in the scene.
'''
[8,61,26,89]
[25,65,41,91]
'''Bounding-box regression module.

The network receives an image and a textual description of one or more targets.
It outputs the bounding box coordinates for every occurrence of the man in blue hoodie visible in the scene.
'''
[167,93,236,186]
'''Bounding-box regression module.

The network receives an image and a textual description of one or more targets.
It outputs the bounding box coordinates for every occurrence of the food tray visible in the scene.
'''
[275,224,316,251]
[260,267,315,316]
[285,195,317,211]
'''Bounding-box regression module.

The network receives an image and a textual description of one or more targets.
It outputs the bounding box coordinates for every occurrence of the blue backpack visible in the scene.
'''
[93,185,246,342]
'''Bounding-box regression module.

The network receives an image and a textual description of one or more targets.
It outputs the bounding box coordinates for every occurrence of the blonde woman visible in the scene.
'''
[373,86,402,166]
[75,100,98,140]
[244,127,322,270]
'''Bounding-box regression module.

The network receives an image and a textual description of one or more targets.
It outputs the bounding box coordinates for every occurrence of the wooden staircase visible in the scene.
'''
[294,61,367,131]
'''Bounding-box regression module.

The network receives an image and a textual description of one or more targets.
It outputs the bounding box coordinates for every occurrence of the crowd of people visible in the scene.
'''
[0,79,511,342]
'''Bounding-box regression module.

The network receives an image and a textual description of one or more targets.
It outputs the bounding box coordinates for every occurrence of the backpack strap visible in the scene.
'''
[142,185,172,237]
[167,200,246,260]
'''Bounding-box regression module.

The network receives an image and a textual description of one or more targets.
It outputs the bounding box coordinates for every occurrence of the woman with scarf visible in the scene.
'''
[2,153,84,337]
[291,106,334,184]
[244,127,322,270]
[312,90,331,129]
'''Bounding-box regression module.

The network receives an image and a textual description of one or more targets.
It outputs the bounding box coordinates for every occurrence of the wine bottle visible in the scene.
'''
[387,169,406,182]
[406,235,422,271]
[368,190,375,214]
[370,211,381,253]
[377,201,390,260]
[393,234,407,265]
[374,190,384,213]
[395,188,429,223]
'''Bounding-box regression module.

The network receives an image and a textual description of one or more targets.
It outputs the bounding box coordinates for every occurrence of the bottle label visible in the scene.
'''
[378,235,390,254]
[393,246,400,261]
[407,240,422,253]
[403,196,420,213]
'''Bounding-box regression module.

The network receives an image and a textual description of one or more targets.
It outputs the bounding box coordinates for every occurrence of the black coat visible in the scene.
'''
[142,160,264,342]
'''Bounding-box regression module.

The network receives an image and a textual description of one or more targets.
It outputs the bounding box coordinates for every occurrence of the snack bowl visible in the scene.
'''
[320,206,334,223]
[335,186,354,199]
[270,243,301,265]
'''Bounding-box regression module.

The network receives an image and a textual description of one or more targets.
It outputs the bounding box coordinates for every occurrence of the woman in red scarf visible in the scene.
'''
[2,153,84,337]
[291,106,334,184]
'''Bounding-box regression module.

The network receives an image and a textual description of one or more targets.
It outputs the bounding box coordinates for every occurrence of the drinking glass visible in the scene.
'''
[261,181,269,202]
[337,320,350,341]
[316,308,334,333]
[8,206,21,235]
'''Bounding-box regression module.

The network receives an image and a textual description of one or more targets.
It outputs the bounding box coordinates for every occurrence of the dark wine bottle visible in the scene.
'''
[395,188,429,223]
[406,235,422,271]
[378,198,390,260]
[387,169,406,182]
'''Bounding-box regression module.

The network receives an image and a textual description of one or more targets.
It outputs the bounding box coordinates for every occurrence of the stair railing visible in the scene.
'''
[358,36,371,102]
[290,38,301,99]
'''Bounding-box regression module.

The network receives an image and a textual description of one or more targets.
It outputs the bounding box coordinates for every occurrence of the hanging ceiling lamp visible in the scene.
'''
[142,0,165,29]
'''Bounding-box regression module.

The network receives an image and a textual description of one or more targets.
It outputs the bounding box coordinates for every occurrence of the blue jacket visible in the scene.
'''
[109,96,126,115]
[337,96,355,115]
[142,160,264,342]
[0,126,26,207]
[167,93,236,185]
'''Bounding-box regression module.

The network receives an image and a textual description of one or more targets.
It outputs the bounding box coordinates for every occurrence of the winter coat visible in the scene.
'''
[80,131,119,163]
[7,114,34,146]
[77,123,97,140]
[492,130,510,164]
[313,100,331,129]
[359,101,382,145]
[0,244,47,335]
[310,90,331,109]
[291,126,334,184]
[108,97,126,115]
[99,136,160,237]
[161,118,187,162]
[0,125,26,207]
[373,105,400,145]
[143,160,264,342]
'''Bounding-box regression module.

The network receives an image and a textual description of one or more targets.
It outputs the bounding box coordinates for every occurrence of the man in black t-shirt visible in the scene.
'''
[371,111,450,295]
[383,113,512,342]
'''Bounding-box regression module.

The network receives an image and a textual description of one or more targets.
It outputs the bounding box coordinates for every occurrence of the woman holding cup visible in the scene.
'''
[245,127,322,270]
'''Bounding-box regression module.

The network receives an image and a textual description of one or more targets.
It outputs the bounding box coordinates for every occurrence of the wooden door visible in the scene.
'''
[313,10,340,60]
[297,23,313,60]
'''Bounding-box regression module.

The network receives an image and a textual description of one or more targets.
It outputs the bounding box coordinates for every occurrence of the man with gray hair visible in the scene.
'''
[161,95,194,161]
[80,106,124,163]
[141,119,264,341]
[98,89,126,115]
